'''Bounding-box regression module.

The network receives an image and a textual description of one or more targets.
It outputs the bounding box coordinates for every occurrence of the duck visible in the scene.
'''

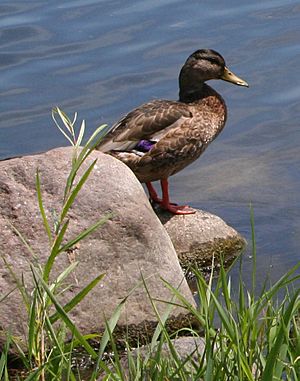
[97,49,248,214]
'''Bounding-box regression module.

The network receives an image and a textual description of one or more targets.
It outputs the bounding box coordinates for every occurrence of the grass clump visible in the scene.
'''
[100,211,300,380]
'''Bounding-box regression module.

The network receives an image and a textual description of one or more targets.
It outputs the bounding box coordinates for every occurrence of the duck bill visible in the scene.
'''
[221,67,249,87]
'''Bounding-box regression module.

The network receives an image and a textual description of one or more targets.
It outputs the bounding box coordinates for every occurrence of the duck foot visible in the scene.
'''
[146,180,196,215]
[160,203,196,215]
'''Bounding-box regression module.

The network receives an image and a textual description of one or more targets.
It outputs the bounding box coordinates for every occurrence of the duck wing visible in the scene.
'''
[97,100,192,152]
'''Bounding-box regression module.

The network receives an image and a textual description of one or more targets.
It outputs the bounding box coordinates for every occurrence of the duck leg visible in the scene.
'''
[146,182,162,203]
[146,181,177,206]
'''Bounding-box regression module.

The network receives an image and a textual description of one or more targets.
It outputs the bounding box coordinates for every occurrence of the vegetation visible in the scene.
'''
[1,110,300,380]
[0,109,114,380]
[100,230,300,381]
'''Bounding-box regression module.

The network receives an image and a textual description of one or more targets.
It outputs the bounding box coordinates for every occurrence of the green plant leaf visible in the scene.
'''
[52,107,75,146]
[74,124,109,173]
[250,204,257,299]
[27,288,37,365]
[60,159,97,222]
[93,281,144,378]
[98,297,126,359]
[61,122,108,203]
[36,169,52,245]
[262,291,300,380]
[91,296,127,380]
[33,267,98,359]
[49,261,79,296]
[1,254,30,309]
[58,213,112,254]
[4,219,37,261]
[0,285,17,303]
[207,290,236,342]
[80,124,109,155]
[0,333,10,379]
[49,273,105,324]
[43,220,69,283]
[76,119,85,147]
[161,277,216,337]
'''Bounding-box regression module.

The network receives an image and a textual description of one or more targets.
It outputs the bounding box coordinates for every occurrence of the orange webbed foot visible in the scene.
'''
[161,203,196,215]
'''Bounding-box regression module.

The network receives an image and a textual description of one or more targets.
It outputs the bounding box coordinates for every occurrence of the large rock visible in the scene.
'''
[0,147,195,353]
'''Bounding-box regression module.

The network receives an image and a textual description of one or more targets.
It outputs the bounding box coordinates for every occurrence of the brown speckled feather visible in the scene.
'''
[98,100,192,151]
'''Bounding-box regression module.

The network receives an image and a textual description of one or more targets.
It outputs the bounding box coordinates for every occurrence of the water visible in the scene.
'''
[1,0,300,288]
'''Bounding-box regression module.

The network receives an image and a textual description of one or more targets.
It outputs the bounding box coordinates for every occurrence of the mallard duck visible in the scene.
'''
[97,49,248,214]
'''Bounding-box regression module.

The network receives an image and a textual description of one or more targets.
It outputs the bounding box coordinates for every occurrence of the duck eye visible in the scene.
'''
[207,58,219,65]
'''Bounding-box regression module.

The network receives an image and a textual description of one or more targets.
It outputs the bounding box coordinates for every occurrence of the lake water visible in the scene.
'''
[1,0,300,289]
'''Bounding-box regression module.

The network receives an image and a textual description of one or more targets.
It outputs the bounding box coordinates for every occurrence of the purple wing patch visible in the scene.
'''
[135,139,156,152]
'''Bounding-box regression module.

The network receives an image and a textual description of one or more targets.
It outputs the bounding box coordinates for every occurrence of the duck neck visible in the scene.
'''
[179,69,205,102]
[179,88,203,102]
[179,82,216,103]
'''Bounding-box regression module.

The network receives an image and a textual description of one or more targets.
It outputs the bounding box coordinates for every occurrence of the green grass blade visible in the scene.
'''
[56,107,76,141]
[98,298,126,358]
[52,107,75,146]
[4,219,37,261]
[33,268,98,359]
[144,275,182,352]
[76,119,85,147]
[65,337,77,381]
[219,258,232,312]
[250,204,257,298]
[257,265,300,316]
[58,213,112,254]
[142,275,200,380]
[1,254,30,309]
[62,124,108,203]
[208,290,236,341]
[23,364,46,381]
[43,220,69,282]
[0,333,10,379]
[44,315,67,363]
[73,127,109,179]
[27,288,37,364]
[161,277,216,337]
[0,285,17,303]
[93,282,145,378]
[238,257,246,314]
[103,319,125,381]
[262,291,299,380]
[49,273,105,324]
[78,124,109,161]
[86,124,109,145]
[91,298,127,379]
[50,261,79,294]
[31,268,69,368]
[60,159,97,222]
[36,169,52,245]
[10,338,30,370]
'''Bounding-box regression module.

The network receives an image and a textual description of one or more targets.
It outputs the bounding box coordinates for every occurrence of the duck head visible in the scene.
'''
[179,49,248,99]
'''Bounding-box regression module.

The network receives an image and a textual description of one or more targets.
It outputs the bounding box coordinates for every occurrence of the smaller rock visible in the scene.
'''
[98,336,206,380]
[156,209,246,276]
